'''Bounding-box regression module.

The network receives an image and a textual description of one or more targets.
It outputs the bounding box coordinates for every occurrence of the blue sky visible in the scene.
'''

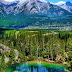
[46,0,72,3]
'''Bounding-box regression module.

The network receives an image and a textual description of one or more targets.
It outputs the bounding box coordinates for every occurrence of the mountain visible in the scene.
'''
[60,1,72,13]
[16,0,72,16]
[0,7,6,17]
[0,0,71,17]
[0,1,19,14]
[0,0,72,30]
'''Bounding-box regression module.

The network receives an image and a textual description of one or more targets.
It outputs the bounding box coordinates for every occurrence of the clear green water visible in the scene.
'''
[6,62,66,72]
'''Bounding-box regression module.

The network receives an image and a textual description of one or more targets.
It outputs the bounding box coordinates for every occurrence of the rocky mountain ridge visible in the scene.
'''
[0,0,72,17]
[59,1,72,13]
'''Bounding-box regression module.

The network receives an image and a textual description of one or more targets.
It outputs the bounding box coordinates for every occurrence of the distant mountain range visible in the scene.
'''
[59,1,72,13]
[0,0,72,30]
[0,0,72,17]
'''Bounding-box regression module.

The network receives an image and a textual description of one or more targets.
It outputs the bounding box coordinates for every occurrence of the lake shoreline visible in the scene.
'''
[6,60,67,72]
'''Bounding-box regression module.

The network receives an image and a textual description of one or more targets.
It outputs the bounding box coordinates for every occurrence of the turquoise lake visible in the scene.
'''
[6,62,67,72]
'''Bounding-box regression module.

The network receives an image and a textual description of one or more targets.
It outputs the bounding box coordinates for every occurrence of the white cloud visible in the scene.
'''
[55,1,66,5]
[50,2,55,5]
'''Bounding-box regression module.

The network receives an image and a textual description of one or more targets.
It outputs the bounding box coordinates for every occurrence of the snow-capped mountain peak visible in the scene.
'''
[60,1,72,13]
[55,1,66,5]
[0,0,72,17]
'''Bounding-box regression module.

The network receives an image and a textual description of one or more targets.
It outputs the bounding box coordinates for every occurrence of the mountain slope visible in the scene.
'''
[0,7,6,16]
[60,1,72,13]
[0,1,18,15]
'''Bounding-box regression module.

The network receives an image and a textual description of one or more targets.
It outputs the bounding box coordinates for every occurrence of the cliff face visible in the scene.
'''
[0,44,19,64]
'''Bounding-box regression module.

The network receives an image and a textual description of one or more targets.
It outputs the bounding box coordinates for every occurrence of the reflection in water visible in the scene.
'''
[6,63,66,72]
[15,66,64,72]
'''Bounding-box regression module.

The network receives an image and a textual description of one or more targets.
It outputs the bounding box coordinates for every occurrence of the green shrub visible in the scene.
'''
[40,57,45,61]
[28,55,37,61]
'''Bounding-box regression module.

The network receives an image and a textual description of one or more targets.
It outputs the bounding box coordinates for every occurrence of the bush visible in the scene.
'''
[67,61,72,71]
[40,57,45,61]
[28,55,37,61]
